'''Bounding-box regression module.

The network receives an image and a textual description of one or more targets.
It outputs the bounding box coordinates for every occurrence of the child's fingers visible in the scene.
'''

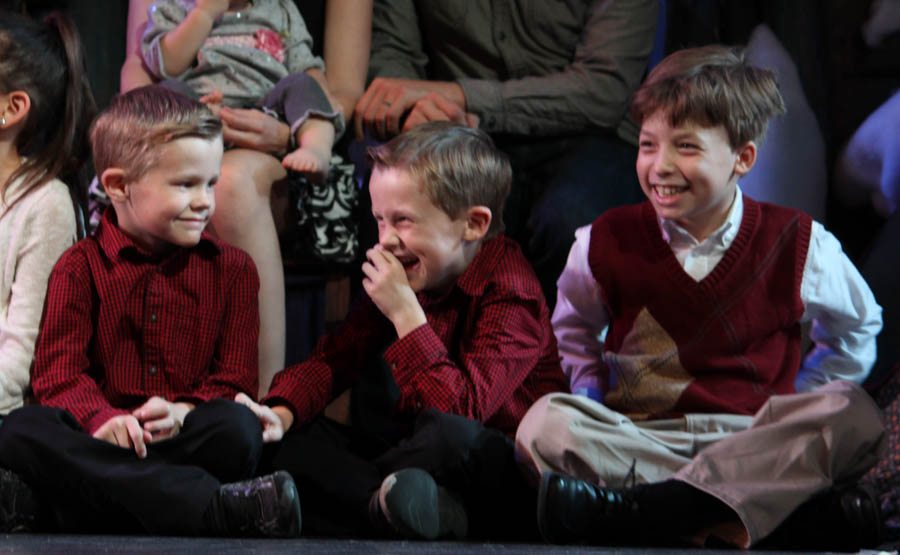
[125,417,147,459]
[143,416,175,434]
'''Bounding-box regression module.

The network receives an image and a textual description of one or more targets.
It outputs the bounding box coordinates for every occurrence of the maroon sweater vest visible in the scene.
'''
[588,198,812,419]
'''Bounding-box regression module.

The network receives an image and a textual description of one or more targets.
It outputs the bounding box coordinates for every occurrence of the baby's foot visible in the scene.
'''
[282,146,330,183]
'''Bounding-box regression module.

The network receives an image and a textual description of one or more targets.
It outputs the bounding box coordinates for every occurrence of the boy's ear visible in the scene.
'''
[0,91,31,128]
[100,168,129,202]
[733,141,758,177]
[463,206,492,242]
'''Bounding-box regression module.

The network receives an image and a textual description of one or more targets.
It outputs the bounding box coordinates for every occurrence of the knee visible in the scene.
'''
[191,399,263,471]
[0,406,74,463]
[514,393,560,452]
[216,151,285,211]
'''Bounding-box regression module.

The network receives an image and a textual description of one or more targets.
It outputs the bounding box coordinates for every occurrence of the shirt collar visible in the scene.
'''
[659,187,744,249]
[95,207,219,262]
[418,235,505,304]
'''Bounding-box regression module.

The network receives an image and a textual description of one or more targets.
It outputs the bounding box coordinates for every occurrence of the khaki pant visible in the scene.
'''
[515,380,884,547]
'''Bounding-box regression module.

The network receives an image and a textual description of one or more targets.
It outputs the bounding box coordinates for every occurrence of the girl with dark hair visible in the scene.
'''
[0,9,96,417]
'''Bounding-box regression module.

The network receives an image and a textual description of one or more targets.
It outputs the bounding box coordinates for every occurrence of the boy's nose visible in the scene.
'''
[191,186,213,209]
[652,148,675,174]
[379,227,400,249]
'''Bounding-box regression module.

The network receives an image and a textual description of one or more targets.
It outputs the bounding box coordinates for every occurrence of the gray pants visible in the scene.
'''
[515,380,884,546]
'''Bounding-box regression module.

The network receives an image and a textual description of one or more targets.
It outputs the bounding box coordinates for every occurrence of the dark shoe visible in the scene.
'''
[838,484,882,550]
[0,468,40,533]
[370,468,467,540]
[208,471,301,538]
[537,471,641,544]
[758,484,882,551]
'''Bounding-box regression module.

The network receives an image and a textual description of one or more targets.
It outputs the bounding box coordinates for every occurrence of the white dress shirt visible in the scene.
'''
[553,188,883,399]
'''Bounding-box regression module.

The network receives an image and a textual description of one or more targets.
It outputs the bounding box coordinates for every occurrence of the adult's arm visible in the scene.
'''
[457,0,658,135]
[367,0,658,136]
[324,0,373,120]
[121,0,156,91]
[795,222,883,391]
[551,225,611,401]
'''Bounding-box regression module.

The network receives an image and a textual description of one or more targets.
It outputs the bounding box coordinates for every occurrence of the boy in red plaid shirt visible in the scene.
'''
[0,85,300,537]
[239,121,568,540]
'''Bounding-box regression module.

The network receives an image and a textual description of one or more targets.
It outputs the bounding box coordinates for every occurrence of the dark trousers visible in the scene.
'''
[498,131,644,306]
[0,399,262,535]
[262,409,539,540]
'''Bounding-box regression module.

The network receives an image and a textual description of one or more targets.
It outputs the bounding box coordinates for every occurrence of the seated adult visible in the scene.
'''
[356,0,659,304]
[116,0,372,395]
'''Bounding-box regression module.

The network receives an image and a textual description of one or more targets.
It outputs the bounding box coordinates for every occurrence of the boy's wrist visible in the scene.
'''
[392,305,427,339]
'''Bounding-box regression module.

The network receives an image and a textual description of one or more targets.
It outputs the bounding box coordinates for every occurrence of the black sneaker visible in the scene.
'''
[370,468,467,540]
[0,468,40,533]
[207,471,301,538]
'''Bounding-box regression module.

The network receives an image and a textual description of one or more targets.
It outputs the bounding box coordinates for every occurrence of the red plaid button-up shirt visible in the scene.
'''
[265,235,568,436]
[31,209,260,435]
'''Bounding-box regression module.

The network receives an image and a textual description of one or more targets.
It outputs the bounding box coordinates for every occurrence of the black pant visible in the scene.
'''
[0,399,262,534]
[263,409,539,540]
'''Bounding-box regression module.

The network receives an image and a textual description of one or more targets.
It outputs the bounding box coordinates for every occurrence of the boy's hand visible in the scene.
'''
[132,396,193,442]
[235,392,292,442]
[362,245,427,338]
[92,414,151,459]
[194,0,230,20]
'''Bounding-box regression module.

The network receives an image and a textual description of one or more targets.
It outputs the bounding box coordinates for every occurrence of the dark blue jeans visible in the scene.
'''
[862,211,900,390]
[496,131,644,306]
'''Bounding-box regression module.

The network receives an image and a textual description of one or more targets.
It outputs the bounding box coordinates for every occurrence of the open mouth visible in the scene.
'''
[396,255,420,270]
[652,184,688,198]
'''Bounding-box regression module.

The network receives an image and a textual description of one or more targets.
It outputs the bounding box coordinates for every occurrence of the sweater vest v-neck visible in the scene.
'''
[587,198,812,419]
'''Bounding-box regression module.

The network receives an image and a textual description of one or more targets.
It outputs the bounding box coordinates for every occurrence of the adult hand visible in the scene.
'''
[92,414,151,459]
[235,392,291,442]
[132,396,193,442]
[402,92,480,133]
[361,245,426,338]
[219,106,291,156]
[354,77,430,140]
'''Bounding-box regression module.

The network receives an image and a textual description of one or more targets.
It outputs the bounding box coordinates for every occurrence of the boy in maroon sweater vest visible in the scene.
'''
[515,45,885,550]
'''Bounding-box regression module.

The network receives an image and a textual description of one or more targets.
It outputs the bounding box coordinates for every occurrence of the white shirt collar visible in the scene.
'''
[659,187,744,250]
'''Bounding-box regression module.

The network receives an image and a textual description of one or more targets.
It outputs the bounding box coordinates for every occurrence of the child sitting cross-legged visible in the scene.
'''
[515,45,885,551]
[238,121,568,540]
[0,85,301,537]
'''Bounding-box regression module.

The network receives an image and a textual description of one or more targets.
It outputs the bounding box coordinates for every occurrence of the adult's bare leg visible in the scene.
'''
[213,148,287,396]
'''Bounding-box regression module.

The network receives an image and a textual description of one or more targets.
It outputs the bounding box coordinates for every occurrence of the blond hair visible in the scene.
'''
[90,85,221,180]
[368,122,511,239]
[630,44,786,148]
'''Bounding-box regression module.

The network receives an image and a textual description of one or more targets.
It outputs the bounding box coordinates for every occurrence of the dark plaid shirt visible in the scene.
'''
[31,209,260,435]
[265,235,568,436]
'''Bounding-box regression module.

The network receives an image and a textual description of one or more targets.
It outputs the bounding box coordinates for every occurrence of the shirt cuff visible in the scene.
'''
[85,406,131,436]
[456,78,504,132]
[384,323,446,386]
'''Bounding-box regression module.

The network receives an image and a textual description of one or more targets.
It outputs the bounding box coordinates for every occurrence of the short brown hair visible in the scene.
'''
[367,122,511,239]
[90,85,222,180]
[630,44,786,149]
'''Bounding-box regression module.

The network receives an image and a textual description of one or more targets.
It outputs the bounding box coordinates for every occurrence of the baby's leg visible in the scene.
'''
[282,118,335,183]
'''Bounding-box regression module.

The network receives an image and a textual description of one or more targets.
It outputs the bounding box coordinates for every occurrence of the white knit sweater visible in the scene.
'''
[0,176,77,414]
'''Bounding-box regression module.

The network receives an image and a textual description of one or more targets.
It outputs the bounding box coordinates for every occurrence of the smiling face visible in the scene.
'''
[636,111,756,241]
[369,166,472,293]
[114,136,223,254]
